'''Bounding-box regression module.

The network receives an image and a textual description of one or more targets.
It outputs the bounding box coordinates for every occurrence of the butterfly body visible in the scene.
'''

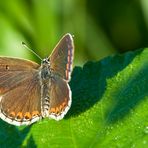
[0,33,74,126]
[39,58,51,117]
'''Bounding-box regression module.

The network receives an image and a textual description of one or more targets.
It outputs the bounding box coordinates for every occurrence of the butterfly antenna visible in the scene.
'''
[22,42,42,60]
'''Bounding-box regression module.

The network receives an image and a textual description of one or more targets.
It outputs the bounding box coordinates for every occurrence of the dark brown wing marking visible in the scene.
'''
[0,57,39,70]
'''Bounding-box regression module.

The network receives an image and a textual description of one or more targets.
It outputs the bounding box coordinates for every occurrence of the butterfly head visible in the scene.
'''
[42,58,50,66]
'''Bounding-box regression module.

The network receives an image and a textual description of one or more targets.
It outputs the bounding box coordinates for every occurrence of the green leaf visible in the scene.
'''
[0,48,147,147]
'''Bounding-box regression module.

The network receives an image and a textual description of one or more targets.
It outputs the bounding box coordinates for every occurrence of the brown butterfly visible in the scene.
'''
[0,33,74,126]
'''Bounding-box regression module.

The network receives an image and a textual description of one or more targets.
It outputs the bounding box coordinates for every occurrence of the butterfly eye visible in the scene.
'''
[42,58,50,64]
[47,58,50,63]
[46,58,50,64]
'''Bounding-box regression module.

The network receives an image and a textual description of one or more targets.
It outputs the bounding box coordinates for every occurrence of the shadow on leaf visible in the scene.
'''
[0,120,35,147]
[67,49,143,118]
[26,134,37,148]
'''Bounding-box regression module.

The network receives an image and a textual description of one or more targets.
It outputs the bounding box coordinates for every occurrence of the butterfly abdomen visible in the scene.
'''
[40,82,51,117]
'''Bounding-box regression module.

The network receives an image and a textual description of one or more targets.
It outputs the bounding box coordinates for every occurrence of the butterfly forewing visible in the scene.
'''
[50,33,74,81]
[0,57,40,94]
[0,57,39,70]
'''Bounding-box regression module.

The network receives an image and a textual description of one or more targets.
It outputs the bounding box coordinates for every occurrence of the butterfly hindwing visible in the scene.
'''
[0,57,41,126]
[49,76,71,120]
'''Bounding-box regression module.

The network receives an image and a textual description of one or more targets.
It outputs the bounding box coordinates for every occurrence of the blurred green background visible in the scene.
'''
[0,0,148,66]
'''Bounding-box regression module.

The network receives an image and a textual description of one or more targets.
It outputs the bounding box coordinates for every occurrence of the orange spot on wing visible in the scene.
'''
[62,101,67,107]
[66,63,69,70]
[65,70,69,79]
[50,107,60,114]
[32,111,39,117]
[49,100,68,114]
[68,49,71,56]
[68,55,71,64]
[59,105,63,111]
[55,107,60,114]
[24,112,31,120]
[16,112,23,119]
[9,111,15,118]
[50,108,56,113]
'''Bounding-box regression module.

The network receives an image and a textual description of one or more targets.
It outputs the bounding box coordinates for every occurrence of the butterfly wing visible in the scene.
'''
[48,76,71,120]
[50,33,74,81]
[48,34,74,120]
[0,57,42,126]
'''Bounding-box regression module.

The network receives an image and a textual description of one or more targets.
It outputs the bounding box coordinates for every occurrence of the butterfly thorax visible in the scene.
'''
[40,58,52,81]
